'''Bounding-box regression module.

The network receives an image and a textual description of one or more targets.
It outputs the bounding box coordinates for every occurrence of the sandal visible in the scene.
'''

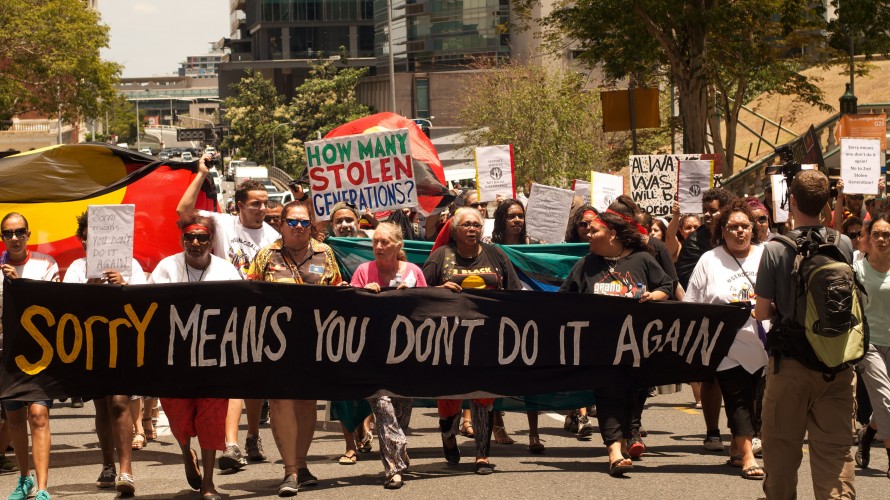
[460,420,474,438]
[741,465,765,480]
[726,455,743,468]
[474,461,495,475]
[493,425,514,445]
[383,473,404,489]
[608,457,633,477]
[142,417,157,440]
[338,451,357,465]
[131,432,146,450]
[528,435,545,454]
[185,448,202,490]
[356,432,373,453]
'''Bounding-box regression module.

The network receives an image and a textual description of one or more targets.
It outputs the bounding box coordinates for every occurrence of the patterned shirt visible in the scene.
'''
[247,238,342,285]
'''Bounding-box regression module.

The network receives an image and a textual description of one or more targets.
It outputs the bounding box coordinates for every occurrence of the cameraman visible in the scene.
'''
[754,170,856,499]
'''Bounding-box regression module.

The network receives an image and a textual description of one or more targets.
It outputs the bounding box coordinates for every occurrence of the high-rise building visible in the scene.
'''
[179,49,224,78]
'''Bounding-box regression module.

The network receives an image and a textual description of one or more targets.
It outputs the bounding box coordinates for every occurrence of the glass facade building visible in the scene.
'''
[375,0,511,73]
[253,0,376,59]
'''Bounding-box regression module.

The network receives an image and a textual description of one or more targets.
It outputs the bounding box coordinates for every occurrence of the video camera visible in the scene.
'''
[765,144,801,185]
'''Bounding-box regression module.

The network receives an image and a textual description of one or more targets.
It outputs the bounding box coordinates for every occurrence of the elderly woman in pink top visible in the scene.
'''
[350,222,426,489]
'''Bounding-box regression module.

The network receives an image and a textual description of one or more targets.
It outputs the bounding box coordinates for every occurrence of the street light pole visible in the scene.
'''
[135,99,140,150]
[387,0,397,113]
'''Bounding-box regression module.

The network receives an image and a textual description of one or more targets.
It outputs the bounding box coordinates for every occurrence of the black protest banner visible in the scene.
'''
[0,279,749,401]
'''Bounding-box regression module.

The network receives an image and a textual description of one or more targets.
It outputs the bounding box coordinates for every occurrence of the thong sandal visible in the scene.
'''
[131,432,146,450]
[356,432,373,453]
[741,465,765,480]
[609,458,633,477]
[460,420,474,438]
[142,417,157,440]
[493,425,514,445]
[185,448,202,490]
[338,451,357,465]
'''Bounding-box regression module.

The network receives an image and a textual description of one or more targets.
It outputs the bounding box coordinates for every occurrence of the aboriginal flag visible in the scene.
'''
[0,143,218,274]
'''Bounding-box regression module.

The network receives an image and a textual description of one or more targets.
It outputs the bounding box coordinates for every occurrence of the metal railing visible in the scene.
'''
[719,103,890,196]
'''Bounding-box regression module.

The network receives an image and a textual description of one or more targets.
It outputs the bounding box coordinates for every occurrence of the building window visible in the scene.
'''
[415,78,429,119]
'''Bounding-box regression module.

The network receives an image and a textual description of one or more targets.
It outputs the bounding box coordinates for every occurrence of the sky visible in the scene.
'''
[98,1,231,78]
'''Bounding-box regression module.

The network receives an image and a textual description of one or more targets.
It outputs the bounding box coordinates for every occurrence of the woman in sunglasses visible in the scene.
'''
[745,197,773,243]
[843,216,866,261]
[853,213,890,477]
[148,212,241,500]
[559,208,672,477]
[565,205,597,243]
[246,201,342,496]
[684,200,768,480]
[422,207,521,475]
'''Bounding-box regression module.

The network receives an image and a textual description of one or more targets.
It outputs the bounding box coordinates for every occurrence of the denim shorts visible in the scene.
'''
[1,400,53,412]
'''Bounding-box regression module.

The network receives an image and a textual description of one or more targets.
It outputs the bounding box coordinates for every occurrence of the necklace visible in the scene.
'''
[184,256,208,282]
[603,248,628,273]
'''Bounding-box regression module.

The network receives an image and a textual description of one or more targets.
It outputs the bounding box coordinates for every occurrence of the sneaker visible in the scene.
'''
[751,437,762,456]
[628,436,646,460]
[218,444,247,471]
[577,415,595,438]
[703,436,724,452]
[259,400,270,425]
[563,414,579,434]
[70,397,84,409]
[115,473,135,495]
[245,434,266,462]
[277,474,298,497]
[0,456,18,473]
[96,464,116,488]
[8,473,35,500]
[34,490,50,500]
[296,467,318,488]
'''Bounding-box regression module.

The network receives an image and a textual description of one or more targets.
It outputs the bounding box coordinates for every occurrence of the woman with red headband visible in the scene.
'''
[559,207,672,478]
[148,212,241,500]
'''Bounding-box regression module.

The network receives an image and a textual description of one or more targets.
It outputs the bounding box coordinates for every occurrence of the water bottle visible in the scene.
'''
[634,282,645,299]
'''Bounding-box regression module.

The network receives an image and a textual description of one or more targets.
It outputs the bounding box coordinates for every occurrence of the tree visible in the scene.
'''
[518,0,832,175]
[282,52,372,175]
[823,0,890,91]
[457,62,611,188]
[0,0,121,123]
[220,69,287,169]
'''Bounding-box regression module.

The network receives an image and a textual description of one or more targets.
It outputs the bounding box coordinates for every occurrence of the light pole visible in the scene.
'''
[272,121,298,170]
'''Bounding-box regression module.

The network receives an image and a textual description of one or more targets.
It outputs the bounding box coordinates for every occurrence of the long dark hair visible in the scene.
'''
[595,209,649,254]
[491,199,526,244]
[608,195,654,254]
[566,204,596,242]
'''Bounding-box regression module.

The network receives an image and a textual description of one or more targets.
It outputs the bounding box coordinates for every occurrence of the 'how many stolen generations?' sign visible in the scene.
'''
[306,128,417,221]
[0,279,747,401]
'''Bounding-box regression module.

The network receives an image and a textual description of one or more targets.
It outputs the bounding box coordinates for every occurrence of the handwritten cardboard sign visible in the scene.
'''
[590,172,625,211]
[86,205,134,279]
[306,128,416,221]
[630,154,703,215]
[475,145,516,202]
[572,179,591,204]
[525,183,575,243]
[840,138,882,195]
[677,160,714,213]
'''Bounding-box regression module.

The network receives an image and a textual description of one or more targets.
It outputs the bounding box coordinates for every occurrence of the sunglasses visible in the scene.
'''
[578,220,595,229]
[285,218,312,228]
[845,231,861,240]
[468,202,486,209]
[1,228,28,240]
[183,233,211,243]
[264,215,281,224]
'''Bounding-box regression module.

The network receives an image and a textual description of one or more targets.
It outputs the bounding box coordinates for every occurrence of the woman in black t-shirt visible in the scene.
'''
[560,208,672,477]
[422,207,520,475]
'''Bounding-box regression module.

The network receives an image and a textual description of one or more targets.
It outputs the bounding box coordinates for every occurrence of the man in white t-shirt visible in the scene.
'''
[177,156,278,470]
[1,212,59,500]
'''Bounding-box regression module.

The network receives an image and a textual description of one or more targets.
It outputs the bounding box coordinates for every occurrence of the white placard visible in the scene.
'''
[475,145,515,202]
[770,174,789,224]
[525,183,575,244]
[590,172,625,211]
[86,204,135,279]
[305,128,416,221]
[572,179,591,204]
[677,160,714,213]
[840,138,882,195]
